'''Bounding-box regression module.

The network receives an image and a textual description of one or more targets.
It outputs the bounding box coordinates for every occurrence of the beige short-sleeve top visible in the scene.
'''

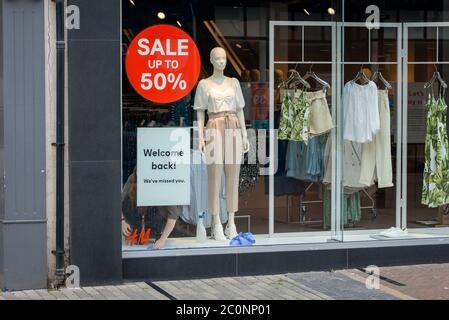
[193,77,245,113]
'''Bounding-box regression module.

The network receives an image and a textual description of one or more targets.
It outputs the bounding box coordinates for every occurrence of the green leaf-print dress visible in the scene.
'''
[421,93,449,208]
[278,91,311,144]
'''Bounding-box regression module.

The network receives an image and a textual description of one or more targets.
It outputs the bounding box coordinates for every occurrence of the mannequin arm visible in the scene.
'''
[237,110,250,153]
[197,110,206,152]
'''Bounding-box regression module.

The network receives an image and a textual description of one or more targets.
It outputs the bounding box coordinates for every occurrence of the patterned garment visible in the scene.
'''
[278,94,294,140]
[290,91,311,144]
[422,94,449,208]
[278,91,311,144]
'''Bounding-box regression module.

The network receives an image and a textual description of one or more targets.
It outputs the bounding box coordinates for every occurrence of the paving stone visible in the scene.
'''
[59,288,81,300]
[128,285,165,300]
[135,282,151,289]
[7,292,28,300]
[115,285,143,300]
[154,281,182,298]
[215,278,248,300]
[105,286,130,299]
[252,282,289,300]
[92,286,119,300]
[117,284,152,300]
[82,286,104,299]
[22,290,44,300]
[47,290,69,300]
[288,272,396,300]
[77,288,98,299]
[34,289,57,300]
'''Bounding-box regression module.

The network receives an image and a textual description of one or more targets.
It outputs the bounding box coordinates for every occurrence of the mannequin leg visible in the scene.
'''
[208,163,227,241]
[223,161,240,239]
[228,212,235,225]
[225,212,238,239]
[205,120,227,241]
[212,214,221,225]
[223,125,242,239]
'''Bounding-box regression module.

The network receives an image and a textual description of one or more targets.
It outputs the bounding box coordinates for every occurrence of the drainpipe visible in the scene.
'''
[54,0,66,279]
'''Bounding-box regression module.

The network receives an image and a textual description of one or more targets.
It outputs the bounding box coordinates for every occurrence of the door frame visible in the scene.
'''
[268,21,339,239]
[402,22,449,229]
[339,22,404,230]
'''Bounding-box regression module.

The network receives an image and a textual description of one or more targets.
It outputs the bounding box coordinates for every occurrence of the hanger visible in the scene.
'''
[424,65,448,89]
[302,64,331,90]
[289,71,312,89]
[278,64,311,90]
[277,68,296,89]
[371,67,392,89]
[351,64,370,85]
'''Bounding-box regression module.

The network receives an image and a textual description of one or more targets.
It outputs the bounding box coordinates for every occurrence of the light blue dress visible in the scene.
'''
[180,150,228,227]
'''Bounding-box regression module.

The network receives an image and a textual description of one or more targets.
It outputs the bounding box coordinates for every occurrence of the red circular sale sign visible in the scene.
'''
[126,25,201,104]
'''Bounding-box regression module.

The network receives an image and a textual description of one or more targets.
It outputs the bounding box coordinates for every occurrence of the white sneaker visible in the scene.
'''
[224,224,238,240]
[380,227,408,238]
[211,224,227,241]
[380,227,397,236]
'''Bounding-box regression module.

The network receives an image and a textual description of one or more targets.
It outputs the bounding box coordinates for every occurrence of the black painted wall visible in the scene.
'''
[68,0,122,285]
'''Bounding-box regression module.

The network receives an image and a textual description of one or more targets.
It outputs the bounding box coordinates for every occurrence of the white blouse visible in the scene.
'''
[343,81,380,143]
[193,77,245,113]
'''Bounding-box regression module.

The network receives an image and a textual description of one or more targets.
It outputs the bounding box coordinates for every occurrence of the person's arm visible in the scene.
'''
[121,213,132,237]
[153,218,177,249]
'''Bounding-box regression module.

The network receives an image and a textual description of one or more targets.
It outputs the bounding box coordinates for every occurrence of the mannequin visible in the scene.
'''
[194,47,250,241]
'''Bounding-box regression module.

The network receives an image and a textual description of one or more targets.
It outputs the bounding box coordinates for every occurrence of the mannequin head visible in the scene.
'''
[210,47,227,71]
[362,67,372,79]
[274,69,284,85]
[250,69,261,82]
[241,69,251,82]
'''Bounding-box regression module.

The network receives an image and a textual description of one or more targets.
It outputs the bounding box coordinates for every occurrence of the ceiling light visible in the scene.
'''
[236,43,242,49]
[328,7,336,15]
[303,9,310,16]
[177,20,182,27]
[157,12,166,20]
[129,0,135,5]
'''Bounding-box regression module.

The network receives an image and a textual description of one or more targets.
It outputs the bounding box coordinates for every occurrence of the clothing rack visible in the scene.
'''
[286,182,323,225]
[286,184,378,224]
[360,189,377,218]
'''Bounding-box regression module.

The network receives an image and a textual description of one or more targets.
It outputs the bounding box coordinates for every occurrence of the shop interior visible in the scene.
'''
[121,0,449,252]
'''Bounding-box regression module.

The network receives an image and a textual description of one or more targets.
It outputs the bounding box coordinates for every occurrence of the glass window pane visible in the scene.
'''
[438,27,449,62]
[407,27,437,62]
[274,26,302,62]
[370,28,398,62]
[215,6,244,37]
[344,27,369,62]
[304,26,332,62]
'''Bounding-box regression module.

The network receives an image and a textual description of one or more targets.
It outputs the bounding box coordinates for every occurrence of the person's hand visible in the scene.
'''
[121,219,132,237]
[153,238,167,250]
[242,135,250,154]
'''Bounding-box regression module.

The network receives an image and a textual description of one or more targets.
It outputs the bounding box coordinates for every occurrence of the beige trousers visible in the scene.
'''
[205,112,243,216]
[359,90,394,188]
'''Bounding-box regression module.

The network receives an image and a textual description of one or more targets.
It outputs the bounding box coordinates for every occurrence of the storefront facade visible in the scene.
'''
[2,0,449,289]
